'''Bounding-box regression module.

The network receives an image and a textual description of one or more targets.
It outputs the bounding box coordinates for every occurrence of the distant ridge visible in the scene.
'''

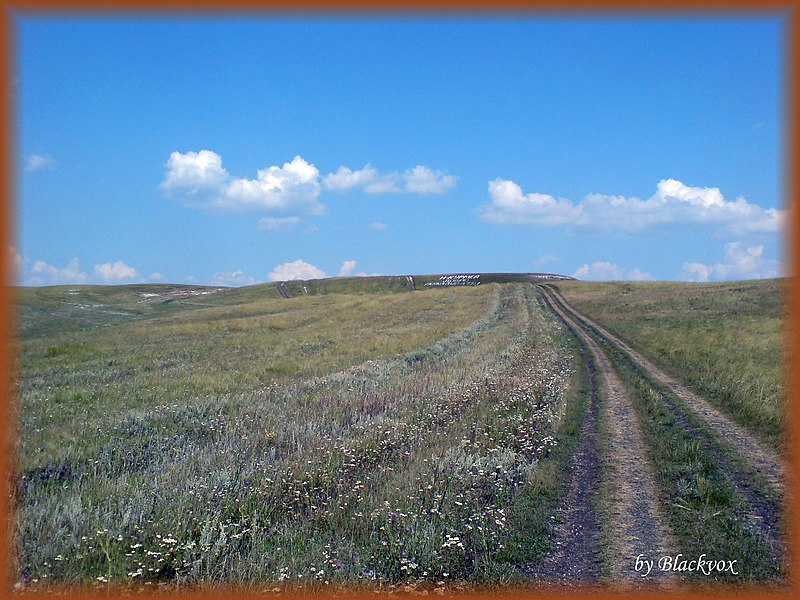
[274,272,575,298]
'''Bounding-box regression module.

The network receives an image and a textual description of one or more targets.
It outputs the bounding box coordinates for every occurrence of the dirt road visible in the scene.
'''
[544,285,786,497]
[538,286,676,584]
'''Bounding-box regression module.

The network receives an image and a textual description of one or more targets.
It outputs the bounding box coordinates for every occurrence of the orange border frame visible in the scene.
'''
[0,2,796,600]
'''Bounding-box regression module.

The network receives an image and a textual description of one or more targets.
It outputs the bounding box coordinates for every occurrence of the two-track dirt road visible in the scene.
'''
[545,286,787,496]
[538,285,677,584]
[537,284,788,585]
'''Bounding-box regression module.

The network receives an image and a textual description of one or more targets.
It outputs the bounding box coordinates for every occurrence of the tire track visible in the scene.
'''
[538,286,676,585]
[526,291,603,584]
[545,286,786,497]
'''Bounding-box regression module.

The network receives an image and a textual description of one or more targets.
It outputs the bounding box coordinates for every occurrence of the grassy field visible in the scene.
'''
[13,276,787,590]
[14,281,578,590]
[555,279,788,450]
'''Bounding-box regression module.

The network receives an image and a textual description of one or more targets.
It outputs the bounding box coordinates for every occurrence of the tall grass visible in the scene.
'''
[15,283,574,590]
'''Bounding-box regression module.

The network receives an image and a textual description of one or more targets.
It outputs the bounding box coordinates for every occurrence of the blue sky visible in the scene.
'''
[14,14,787,285]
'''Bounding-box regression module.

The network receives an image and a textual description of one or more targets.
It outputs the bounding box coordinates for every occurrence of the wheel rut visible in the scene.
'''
[545,286,786,498]
[524,293,603,585]
[543,284,790,578]
[538,286,677,586]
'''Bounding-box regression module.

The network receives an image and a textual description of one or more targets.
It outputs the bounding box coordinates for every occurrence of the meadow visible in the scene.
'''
[13,276,788,590]
[14,282,577,589]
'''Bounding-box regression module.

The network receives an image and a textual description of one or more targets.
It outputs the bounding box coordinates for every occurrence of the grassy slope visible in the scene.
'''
[554,279,788,449]
[18,284,493,471]
[15,281,578,588]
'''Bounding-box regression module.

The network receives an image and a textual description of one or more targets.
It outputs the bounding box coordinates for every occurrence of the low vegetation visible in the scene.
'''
[14,282,578,590]
[601,342,782,582]
[13,276,786,590]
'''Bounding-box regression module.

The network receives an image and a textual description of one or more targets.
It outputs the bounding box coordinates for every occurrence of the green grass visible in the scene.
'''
[15,282,578,590]
[555,279,788,449]
[600,341,782,583]
[18,285,494,472]
[501,313,594,570]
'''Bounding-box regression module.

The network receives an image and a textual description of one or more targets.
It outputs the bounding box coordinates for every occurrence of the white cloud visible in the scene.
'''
[682,241,781,282]
[162,151,456,220]
[683,262,712,282]
[258,216,301,232]
[479,178,784,235]
[29,258,87,285]
[267,259,327,282]
[572,261,653,281]
[323,164,456,195]
[324,165,383,192]
[161,151,324,215]
[369,222,388,230]
[212,270,262,286]
[25,153,54,172]
[339,260,357,277]
[94,261,140,282]
[146,272,165,282]
[403,165,458,194]
[573,261,624,281]
[625,268,655,281]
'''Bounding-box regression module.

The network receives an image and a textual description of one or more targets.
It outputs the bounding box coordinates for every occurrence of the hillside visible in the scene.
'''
[12,275,787,591]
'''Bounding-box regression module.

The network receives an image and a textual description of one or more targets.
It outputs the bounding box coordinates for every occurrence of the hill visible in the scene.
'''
[11,275,787,590]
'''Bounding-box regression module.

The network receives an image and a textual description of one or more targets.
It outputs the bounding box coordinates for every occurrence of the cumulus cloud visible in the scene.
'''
[161,151,325,215]
[479,178,784,235]
[94,261,140,282]
[25,153,54,172]
[323,164,456,195]
[267,259,327,282]
[683,262,712,282]
[572,261,653,281]
[29,258,87,285]
[324,165,383,193]
[162,150,456,222]
[682,241,781,282]
[258,216,301,232]
[339,260,357,277]
[403,165,458,194]
[212,270,262,286]
[369,222,388,230]
[573,261,624,280]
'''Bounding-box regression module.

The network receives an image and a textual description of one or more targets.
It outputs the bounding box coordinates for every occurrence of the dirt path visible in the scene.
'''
[539,286,676,585]
[525,295,603,585]
[545,286,787,498]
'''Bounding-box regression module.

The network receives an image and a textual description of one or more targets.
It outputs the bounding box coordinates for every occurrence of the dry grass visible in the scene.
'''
[15,283,575,590]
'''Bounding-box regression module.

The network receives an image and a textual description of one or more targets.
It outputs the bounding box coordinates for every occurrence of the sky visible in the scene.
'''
[13,13,788,286]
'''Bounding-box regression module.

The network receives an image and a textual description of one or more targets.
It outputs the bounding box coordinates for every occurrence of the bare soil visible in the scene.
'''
[539,286,677,586]
[524,297,603,585]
